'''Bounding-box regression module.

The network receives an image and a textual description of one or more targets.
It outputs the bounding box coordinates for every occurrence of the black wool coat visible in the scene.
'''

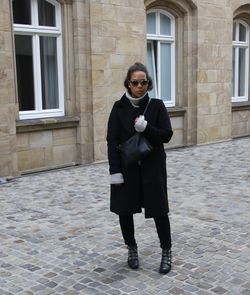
[107,93,173,218]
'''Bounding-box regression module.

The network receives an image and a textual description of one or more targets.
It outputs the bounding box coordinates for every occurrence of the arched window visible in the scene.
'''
[12,0,64,119]
[146,9,175,106]
[232,20,249,102]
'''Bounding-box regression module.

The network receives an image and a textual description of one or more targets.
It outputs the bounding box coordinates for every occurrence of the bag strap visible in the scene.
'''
[142,98,151,115]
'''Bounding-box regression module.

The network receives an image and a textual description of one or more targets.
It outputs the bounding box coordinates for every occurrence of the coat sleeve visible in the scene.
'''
[143,100,173,144]
[106,103,122,174]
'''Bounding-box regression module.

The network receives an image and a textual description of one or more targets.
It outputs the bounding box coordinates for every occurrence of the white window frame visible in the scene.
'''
[232,20,249,102]
[13,0,64,119]
[147,9,176,107]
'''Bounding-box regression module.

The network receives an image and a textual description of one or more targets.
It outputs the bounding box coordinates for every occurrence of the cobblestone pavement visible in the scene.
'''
[0,137,250,295]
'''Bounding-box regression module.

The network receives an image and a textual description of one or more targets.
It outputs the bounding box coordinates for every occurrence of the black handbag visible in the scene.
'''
[118,132,153,167]
[117,99,153,167]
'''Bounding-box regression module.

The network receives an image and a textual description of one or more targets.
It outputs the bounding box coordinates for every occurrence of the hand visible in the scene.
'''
[134,115,147,132]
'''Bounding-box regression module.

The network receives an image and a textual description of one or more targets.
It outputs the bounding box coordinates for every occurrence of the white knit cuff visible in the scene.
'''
[110,173,124,185]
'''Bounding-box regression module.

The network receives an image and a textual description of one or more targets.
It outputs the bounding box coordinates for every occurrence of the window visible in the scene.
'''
[12,0,64,119]
[146,10,175,106]
[232,20,249,102]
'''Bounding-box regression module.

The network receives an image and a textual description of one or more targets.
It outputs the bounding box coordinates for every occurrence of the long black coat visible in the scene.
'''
[107,93,173,218]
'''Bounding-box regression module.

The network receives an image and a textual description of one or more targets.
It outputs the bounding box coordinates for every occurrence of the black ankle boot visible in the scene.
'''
[159,248,171,274]
[127,245,139,269]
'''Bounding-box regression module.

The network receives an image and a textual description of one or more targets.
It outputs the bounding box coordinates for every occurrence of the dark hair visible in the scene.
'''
[124,62,153,92]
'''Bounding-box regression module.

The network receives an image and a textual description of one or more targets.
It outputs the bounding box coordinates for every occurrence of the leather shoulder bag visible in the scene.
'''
[118,99,153,167]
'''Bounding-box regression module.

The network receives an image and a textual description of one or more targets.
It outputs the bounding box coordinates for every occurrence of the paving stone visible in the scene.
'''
[211,286,228,294]
[62,291,79,295]
[0,291,14,295]
[197,281,213,290]
[45,281,57,288]
[31,284,45,292]
[73,283,85,291]
[98,284,111,291]
[169,287,184,294]
[107,289,122,295]
[120,285,138,293]
[196,291,212,295]
[54,285,67,292]
[43,272,57,278]
[182,284,199,292]
[0,138,249,295]
[8,286,23,293]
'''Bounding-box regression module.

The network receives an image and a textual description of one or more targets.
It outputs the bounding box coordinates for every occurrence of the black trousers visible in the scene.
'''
[119,214,171,250]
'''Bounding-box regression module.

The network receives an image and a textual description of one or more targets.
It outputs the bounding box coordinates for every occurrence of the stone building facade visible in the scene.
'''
[0,0,250,178]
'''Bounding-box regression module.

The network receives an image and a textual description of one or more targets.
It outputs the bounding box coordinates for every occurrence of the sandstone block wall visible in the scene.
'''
[16,127,78,173]
[168,116,184,148]
[196,0,233,144]
[0,0,250,177]
[0,0,18,177]
[89,1,147,161]
[232,109,250,137]
[73,0,94,165]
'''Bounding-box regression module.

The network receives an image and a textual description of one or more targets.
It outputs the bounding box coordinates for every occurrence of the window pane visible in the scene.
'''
[40,36,59,109]
[160,13,171,35]
[233,22,236,41]
[238,47,246,96]
[239,23,246,42]
[147,13,156,34]
[12,0,31,25]
[232,47,235,97]
[147,42,157,98]
[38,0,56,26]
[15,35,35,111]
[160,43,171,100]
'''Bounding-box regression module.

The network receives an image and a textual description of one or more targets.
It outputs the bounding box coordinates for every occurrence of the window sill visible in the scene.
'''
[16,116,80,133]
[232,101,250,112]
[167,106,186,117]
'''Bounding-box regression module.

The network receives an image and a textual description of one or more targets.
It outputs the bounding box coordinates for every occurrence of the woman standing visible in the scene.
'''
[106,62,173,274]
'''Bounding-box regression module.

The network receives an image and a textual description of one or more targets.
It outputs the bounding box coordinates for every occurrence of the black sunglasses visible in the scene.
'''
[129,79,149,87]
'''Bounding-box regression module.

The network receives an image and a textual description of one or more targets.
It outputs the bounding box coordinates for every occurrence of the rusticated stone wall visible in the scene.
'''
[1,0,250,177]
[0,1,18,177]
[89,1,147,161]
[196,0,233,144]
[16,127,78,173]
[232,108,250,137]
[73,0,94,165]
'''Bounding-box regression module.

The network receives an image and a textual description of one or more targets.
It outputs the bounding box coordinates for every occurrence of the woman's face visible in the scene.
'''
[128,71,149,98]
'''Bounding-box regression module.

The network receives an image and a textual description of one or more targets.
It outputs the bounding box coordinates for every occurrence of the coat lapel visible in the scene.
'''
[118,95,137,135]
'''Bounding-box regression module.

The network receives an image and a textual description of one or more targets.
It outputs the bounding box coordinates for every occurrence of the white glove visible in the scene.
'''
[110,173,124,185]
[134,115,147,132]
